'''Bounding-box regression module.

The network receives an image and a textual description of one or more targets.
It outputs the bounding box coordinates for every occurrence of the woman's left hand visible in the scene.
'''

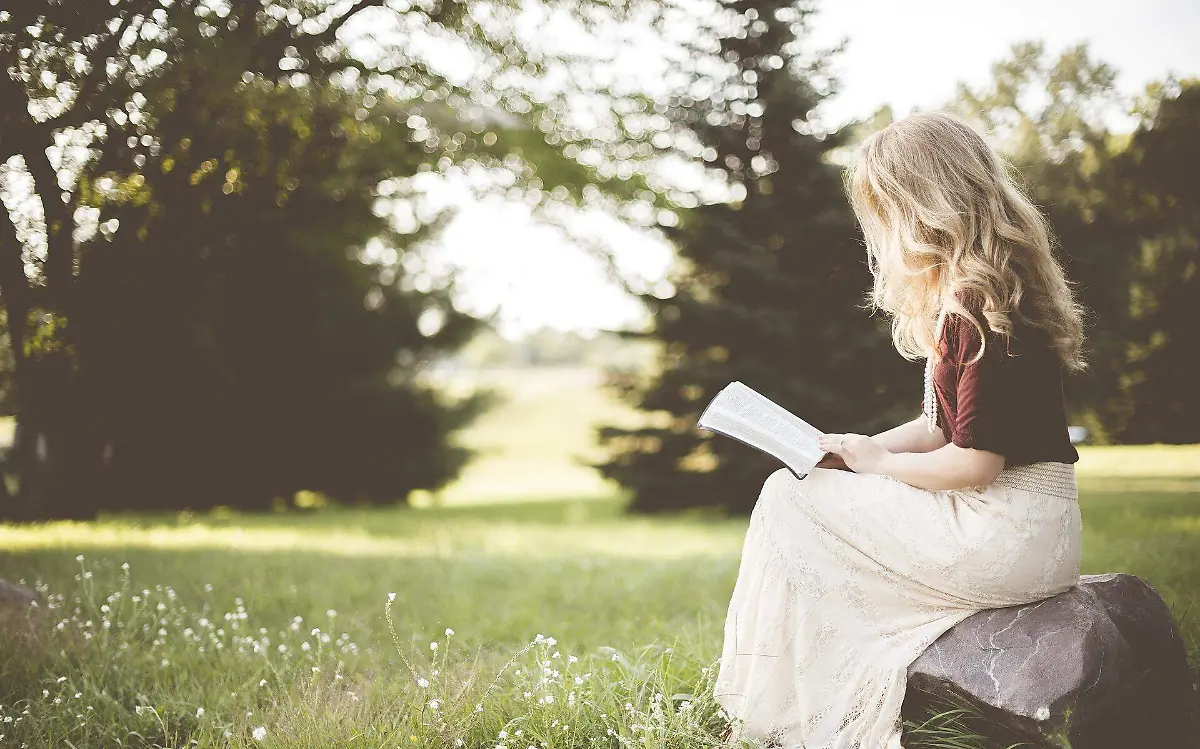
[817,433,892,475]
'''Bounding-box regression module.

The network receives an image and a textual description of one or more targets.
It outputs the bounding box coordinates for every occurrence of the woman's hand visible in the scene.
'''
[817,433,892,475]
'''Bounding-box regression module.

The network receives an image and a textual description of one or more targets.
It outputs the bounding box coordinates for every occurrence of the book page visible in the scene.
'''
[697,382,825,476]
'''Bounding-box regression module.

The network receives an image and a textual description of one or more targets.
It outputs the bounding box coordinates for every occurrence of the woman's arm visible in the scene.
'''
[817,434,1004,491]
[870,415,948,454]
[815,415,947,471]
[876,443,1004,491]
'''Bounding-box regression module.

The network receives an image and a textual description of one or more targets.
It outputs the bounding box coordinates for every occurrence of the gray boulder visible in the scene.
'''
[904,573,1199,748]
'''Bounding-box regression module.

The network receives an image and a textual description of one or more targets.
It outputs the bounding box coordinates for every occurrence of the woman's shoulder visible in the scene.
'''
[941,307,1048,363]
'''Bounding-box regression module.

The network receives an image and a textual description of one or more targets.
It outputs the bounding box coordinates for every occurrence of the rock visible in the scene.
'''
[904,573,1200,748]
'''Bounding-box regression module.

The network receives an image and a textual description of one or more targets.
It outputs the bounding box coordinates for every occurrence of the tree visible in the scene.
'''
[0,0,663,517]
[1102,80,1200,443]
[70,79,501,513]
[593,0,915,514]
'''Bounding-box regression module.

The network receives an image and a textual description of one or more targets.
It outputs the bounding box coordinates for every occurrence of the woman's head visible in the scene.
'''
[845,111,1084,369]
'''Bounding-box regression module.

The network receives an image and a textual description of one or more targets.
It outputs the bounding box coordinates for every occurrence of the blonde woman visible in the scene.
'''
[715,111,1085,748]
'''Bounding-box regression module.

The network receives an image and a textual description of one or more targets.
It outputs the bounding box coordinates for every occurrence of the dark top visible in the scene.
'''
[931,311,1079,466]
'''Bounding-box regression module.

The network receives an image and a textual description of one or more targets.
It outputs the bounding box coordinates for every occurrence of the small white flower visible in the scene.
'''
[259,679,268,687]
[428,699,440,710]
[196,707,205,718]
[1034,706,1051,721]
[75,555,84,562]
[498,730,508,739]
[445,627,454,636]
[567,655,578,664]
[416,677,430,689]
[252,725,267,741]
[121,563,130,571]
[387,592,396,602]
[430,641,438,651]
[312,667,320,673]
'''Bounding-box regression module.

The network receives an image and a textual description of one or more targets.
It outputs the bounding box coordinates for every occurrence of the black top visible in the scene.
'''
[931,312,1079,466]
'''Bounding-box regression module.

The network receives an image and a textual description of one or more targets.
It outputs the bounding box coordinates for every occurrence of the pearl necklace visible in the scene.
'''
[923,308,948,435]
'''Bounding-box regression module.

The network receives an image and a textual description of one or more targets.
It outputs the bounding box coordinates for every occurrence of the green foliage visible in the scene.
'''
[593,1,915,513]
[72,79,495,511]
[0,0,662,518]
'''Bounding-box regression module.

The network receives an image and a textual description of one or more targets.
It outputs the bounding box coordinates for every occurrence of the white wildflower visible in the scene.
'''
[252,725,267,741]
[388,592,396,602]
[196,707,205,718]
[1034,706,1051,721]
[445,627,454,636]
[430,641,438,651]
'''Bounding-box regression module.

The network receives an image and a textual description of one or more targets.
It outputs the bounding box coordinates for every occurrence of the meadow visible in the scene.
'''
[1,367,1198,748]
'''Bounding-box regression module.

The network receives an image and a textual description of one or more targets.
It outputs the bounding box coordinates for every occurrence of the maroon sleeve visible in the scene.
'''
[949,315,1012,456]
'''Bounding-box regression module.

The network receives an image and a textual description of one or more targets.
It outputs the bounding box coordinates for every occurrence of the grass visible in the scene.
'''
[0,369,1198,748]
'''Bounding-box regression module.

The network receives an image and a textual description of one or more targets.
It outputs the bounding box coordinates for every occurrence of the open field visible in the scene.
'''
[1,369,1198,747]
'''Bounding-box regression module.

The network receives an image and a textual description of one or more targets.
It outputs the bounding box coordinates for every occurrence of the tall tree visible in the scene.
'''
[0,0,663,518]
[1104,80,1200,443]
[70,80,499,513]
[594,0,914,514]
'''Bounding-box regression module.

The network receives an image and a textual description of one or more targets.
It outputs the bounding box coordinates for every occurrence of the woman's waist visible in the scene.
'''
[993,461,1077,500]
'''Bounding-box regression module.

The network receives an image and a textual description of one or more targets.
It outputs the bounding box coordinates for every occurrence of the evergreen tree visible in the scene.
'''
[594,1,915,514]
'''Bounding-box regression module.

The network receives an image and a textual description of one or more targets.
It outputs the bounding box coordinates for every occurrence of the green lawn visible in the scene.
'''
[0,369,1198,748]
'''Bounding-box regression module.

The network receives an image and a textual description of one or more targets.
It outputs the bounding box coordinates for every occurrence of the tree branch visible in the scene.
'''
[59,0,156,129]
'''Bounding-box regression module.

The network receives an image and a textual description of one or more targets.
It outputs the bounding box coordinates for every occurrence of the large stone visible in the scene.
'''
[904,573,1199,748]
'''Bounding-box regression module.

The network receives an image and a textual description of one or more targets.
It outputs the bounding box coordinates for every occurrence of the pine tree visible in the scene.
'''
[594,1,916,513]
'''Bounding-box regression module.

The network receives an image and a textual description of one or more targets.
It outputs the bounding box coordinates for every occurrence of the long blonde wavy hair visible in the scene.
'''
[845,111,1085,370]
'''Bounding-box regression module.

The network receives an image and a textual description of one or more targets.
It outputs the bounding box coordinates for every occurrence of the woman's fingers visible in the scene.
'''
[817,433,843,454]
[818,433,858,455]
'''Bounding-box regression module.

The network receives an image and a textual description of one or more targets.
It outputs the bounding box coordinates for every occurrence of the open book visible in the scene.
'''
[696,381,827,480]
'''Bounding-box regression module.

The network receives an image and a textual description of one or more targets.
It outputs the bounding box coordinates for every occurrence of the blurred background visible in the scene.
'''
[0,0,1197,521]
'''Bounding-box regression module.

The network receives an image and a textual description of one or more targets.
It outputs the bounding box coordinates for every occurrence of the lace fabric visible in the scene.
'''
[715,465,1083,748]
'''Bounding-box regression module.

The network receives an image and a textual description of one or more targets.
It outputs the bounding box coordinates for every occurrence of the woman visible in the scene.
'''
[714,111,1085,748]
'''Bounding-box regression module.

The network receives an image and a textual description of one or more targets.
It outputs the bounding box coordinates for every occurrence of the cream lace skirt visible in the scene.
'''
[715,463,1082,749]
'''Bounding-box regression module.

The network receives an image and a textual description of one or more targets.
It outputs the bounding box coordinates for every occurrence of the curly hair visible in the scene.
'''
[844,111,1085,370]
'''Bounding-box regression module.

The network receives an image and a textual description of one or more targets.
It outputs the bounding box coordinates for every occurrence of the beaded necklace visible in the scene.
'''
[922,308,948,435]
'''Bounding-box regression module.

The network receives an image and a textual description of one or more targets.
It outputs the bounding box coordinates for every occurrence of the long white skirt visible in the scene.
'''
[715,464,1083,749]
